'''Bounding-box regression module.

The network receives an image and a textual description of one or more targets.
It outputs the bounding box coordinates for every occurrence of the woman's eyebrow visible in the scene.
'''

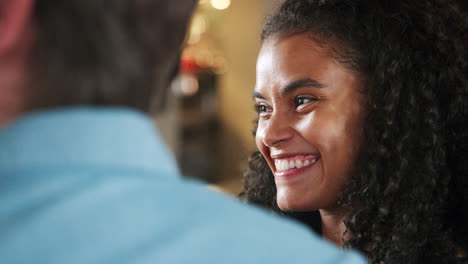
[280,78,326,96]
[253,78,325,99]
[253,91,265,99]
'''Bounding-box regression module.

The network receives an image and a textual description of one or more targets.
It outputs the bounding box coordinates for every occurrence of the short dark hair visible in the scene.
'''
[30,0,195,112]
[242,0,467,263]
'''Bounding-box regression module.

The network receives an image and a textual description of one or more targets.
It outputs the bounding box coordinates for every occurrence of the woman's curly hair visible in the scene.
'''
[241,0,467,263]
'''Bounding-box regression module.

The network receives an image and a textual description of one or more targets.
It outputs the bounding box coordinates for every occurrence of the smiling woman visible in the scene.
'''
[253,34,365,213]
[241,0,467,264]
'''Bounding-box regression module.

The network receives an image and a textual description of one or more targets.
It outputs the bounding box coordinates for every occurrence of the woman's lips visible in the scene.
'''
[273,154,320,178]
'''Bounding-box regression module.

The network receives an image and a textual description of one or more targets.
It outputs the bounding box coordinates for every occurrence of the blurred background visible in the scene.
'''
[156,0,284,195]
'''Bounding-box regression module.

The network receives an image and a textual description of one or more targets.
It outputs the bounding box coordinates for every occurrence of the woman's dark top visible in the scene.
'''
[286,210,467,264]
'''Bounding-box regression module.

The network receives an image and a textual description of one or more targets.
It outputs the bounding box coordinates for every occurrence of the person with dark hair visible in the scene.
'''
[242,0,467,263]
[0,0,367,263]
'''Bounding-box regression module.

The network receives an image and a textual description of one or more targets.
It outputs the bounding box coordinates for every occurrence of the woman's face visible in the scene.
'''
[254,34,365,211]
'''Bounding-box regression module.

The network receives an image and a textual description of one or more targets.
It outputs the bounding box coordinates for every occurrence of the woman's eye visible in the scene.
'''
[255,104,269,113]
[295,96,318,107]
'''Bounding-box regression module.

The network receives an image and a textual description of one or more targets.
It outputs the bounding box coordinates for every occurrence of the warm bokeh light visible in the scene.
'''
[174,73,199,96]
[210,0,231,10]
[188,14,207,44]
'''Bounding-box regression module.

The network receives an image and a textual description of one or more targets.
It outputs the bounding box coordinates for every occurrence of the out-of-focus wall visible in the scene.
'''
[217,0,263,151]
[211,0,284,192]
[217,0,285,151]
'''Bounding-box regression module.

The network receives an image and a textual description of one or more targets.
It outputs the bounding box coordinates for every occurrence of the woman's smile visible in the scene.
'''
[271,154,320,178]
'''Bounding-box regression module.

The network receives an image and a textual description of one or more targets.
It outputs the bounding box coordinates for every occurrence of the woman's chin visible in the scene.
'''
[277,198,316,212]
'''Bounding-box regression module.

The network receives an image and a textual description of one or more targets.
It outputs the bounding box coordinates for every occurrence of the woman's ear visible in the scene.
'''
[0,0,35,56]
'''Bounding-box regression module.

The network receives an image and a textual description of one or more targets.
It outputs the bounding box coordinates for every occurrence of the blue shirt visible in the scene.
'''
[0,107,366,264]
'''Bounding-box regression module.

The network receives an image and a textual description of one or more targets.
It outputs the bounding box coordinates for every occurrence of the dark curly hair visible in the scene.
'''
[241,0,467,263]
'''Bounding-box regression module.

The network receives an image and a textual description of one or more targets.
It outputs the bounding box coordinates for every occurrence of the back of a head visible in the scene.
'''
[30,0,196,113]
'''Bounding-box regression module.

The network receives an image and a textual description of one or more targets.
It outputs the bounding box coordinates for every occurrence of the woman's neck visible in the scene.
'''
[319,208,348,247]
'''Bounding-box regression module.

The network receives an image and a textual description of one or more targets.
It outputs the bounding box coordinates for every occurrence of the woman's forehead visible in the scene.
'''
[255,34,349,94]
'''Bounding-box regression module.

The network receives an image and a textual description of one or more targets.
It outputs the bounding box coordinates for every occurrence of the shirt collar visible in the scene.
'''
[0,106,179,177]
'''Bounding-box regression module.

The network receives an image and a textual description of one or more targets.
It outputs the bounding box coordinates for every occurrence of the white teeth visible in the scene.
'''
[275,158,318,171]
[275,160,283,170]
[295,160,303,168]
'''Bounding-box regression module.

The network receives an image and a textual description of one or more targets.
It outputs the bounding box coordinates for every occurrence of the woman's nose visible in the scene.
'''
[259,112,294,148]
